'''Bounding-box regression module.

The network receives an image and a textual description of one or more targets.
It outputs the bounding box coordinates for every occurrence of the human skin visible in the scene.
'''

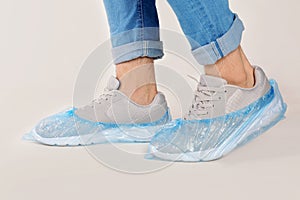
[116,45,254,105]
[205,46,255,88]
[116,57,158,105]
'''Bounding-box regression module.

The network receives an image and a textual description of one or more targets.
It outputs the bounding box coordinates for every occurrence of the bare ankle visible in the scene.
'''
[205,46,255,88]
[116,57,157,105]
[116,57,154,79]
[130,84,157,105]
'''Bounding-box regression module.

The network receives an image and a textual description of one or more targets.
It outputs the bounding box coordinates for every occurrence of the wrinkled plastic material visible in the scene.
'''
[23,108,171,146]
[146,80,287,162]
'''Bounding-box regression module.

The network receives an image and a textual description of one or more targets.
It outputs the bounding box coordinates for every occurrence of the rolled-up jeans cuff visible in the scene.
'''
[192,14,245,65]
[112,40,164,64]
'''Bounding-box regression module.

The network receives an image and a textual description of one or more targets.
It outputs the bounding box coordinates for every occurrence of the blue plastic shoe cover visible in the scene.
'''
[23,108,171,146]
[146,80,287,162]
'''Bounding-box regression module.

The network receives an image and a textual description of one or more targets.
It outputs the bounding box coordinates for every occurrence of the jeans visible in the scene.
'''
[103,0,245,65]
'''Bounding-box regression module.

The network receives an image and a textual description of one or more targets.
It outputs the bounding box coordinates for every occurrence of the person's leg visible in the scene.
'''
[103,0,162,105]
[116,57,157,105]
[24,0,171,146]
[167,0,254,88]
[147,0,287,161]
[205,46,254,88]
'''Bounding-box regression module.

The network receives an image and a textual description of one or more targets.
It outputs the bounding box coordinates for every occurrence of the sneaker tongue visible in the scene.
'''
[200,75,227,87]
[106,76,120,90]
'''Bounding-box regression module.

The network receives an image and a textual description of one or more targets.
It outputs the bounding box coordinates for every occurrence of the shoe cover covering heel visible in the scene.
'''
[146,80,287,162]
[23,108,171,146]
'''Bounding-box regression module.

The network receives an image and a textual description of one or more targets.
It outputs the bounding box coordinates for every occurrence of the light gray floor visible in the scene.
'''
[1,0,300,199]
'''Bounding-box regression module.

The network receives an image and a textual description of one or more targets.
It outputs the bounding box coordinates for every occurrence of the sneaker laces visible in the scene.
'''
[184,75,223,120]
[90,76,120,106]
[92,88,115,104]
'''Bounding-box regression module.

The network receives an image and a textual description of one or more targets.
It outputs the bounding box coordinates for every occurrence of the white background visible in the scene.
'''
[1,0,300,199]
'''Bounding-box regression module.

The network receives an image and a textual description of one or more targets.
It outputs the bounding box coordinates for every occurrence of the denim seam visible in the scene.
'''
[192,14,244,65]
[145,40,148,56]
[217,14,244,56]
[137,0,143,42]
[187,1,223,58]
[140,0,145,55]
[195,1,219,53]
[214,41,224,57]
[217,39,225,55]
[211,43,220,60]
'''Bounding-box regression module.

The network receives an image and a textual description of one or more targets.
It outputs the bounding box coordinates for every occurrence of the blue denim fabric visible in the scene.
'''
[167,0,244,65]
[103,0,163,64]
[103,0,244,65]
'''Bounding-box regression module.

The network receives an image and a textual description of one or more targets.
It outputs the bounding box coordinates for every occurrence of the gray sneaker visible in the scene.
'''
[76,76,169,124]
[185,66,270,119]
[148,66,287,162]
[24,76,171,146]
